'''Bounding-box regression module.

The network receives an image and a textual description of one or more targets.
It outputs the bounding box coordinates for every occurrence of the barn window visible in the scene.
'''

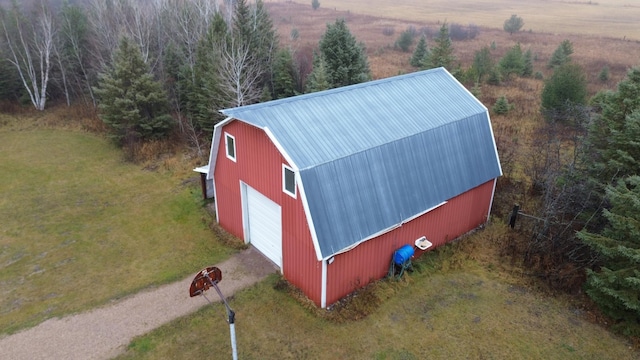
[225,133,236,162]
[283,164,296,198]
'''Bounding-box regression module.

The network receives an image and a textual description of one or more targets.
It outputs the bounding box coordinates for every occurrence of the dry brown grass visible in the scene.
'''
[270,0,640,40]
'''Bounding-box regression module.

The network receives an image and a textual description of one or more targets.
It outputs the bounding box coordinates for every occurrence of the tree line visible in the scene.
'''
[0,0,370,154]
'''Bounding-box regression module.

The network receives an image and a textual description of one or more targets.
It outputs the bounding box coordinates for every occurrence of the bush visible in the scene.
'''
[395,29,414,52]
[598,65,610,82]
[382,27,395,36]
[492,95,513,114]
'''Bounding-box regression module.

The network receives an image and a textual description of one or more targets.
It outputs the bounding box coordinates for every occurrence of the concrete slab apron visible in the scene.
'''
[0,247,278,360]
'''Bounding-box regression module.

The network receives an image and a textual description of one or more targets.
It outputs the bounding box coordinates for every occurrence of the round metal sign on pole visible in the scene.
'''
[190,267,238,360]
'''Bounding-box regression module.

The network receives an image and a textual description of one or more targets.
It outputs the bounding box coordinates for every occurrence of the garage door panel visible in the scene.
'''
[246,186,282,268]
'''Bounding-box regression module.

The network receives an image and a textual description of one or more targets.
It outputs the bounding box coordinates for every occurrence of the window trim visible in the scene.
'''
[225,132,236,162]
[283,164,296,198]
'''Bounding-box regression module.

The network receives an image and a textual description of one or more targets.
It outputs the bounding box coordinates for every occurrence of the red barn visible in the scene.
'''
[199,68,502,308]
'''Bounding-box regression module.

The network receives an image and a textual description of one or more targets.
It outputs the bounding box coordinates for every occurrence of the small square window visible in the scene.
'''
[225,133,236,162]
[283,165,296,198]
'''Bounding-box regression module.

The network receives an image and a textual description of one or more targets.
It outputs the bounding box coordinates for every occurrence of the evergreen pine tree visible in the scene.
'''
[318,18,370,88]
[425,23,456,71]
[522,49,533,77]
[94,37,172,146]
[499,42,525,77]
[540,63,587,122]
[547,39,574,69]
[472,46,492,83]
[410,35,429,67]
[577,176,640,336]
[486,66,502,85]
[306,53,331,93]
[492,95,512,114]
[272,48,297,99]
[395,29,413,52]
[187,12,227,132]
[232,0,278,96]
[587,68,640,182]
[599,65,610,83]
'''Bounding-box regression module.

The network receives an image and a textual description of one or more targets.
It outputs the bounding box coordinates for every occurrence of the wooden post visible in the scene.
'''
[509,204,520,228]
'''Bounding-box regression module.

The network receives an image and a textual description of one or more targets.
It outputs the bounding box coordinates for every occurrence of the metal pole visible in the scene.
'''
[204,272,238,360]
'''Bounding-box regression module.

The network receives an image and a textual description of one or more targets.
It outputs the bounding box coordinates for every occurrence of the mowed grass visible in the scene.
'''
[278,0,640,40]
[0,118,232,334]
[116,223,637,359]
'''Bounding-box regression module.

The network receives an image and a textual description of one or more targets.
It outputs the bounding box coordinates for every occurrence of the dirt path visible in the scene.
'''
[0,247,278,360]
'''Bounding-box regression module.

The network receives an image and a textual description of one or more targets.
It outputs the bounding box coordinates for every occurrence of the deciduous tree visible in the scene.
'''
[0,1,55,111]
[503,14,524,35]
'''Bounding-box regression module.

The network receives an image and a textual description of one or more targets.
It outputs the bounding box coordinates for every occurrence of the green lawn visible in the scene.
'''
[116,225,638,360]
[0,123,232,334]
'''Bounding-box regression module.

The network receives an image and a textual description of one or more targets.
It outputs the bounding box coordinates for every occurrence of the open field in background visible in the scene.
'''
[269,0,640,40]
[0,112,233,334]
[116,223,638,359]
[266,1,640,211]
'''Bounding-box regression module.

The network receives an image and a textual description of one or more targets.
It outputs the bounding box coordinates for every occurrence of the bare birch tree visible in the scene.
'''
[0,1,54,111]
[59,2,96,106]
[219,38,262,106]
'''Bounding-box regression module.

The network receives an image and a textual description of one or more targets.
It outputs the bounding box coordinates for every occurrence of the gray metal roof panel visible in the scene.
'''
[219,68,501,259]
[221,68,488,169]
[301,113,501,257]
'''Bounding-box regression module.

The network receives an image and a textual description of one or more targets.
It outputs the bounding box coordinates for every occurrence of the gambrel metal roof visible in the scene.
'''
[219,68,502,260]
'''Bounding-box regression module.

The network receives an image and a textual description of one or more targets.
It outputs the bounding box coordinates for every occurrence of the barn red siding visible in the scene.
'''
[213,121,322,303]
[213,120,283,239]
[214,121,496,308]
[324,179,495,306]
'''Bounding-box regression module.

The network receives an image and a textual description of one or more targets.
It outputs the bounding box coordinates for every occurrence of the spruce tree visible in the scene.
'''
[425,23,456,71]
[94,37,172,146]
[587,68,640,182]
[232,0,278,96]
[547,39,574,69]
[492,95,512,114]
[499,42,525,77]
[472,46,492,83]
[272,48,297,99]
[318,18,370,88]
[395,29,413,52]
[522,49,533,77]
[540,63,587,123]
[306,53,330,93]
[577,176,640,336]
[410,35,429,68]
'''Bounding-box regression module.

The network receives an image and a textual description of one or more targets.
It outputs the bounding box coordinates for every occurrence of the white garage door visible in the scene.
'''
[245,185,282,268]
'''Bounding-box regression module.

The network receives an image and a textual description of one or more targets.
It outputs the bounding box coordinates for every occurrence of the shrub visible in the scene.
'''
[598,65,610,82]
[493,95,513,114]
[382,27,395,36]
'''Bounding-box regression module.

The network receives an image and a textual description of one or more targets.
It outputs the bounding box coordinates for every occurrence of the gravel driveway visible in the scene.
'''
[0,247,278,360]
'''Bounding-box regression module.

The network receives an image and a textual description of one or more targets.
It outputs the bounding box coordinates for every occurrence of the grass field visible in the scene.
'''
[0,113,233,334]
[271,0,640,40]
[115,224,638,359]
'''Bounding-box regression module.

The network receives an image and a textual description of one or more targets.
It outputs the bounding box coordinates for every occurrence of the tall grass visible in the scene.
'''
[0,119,233,334]
[115,222,638,359]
